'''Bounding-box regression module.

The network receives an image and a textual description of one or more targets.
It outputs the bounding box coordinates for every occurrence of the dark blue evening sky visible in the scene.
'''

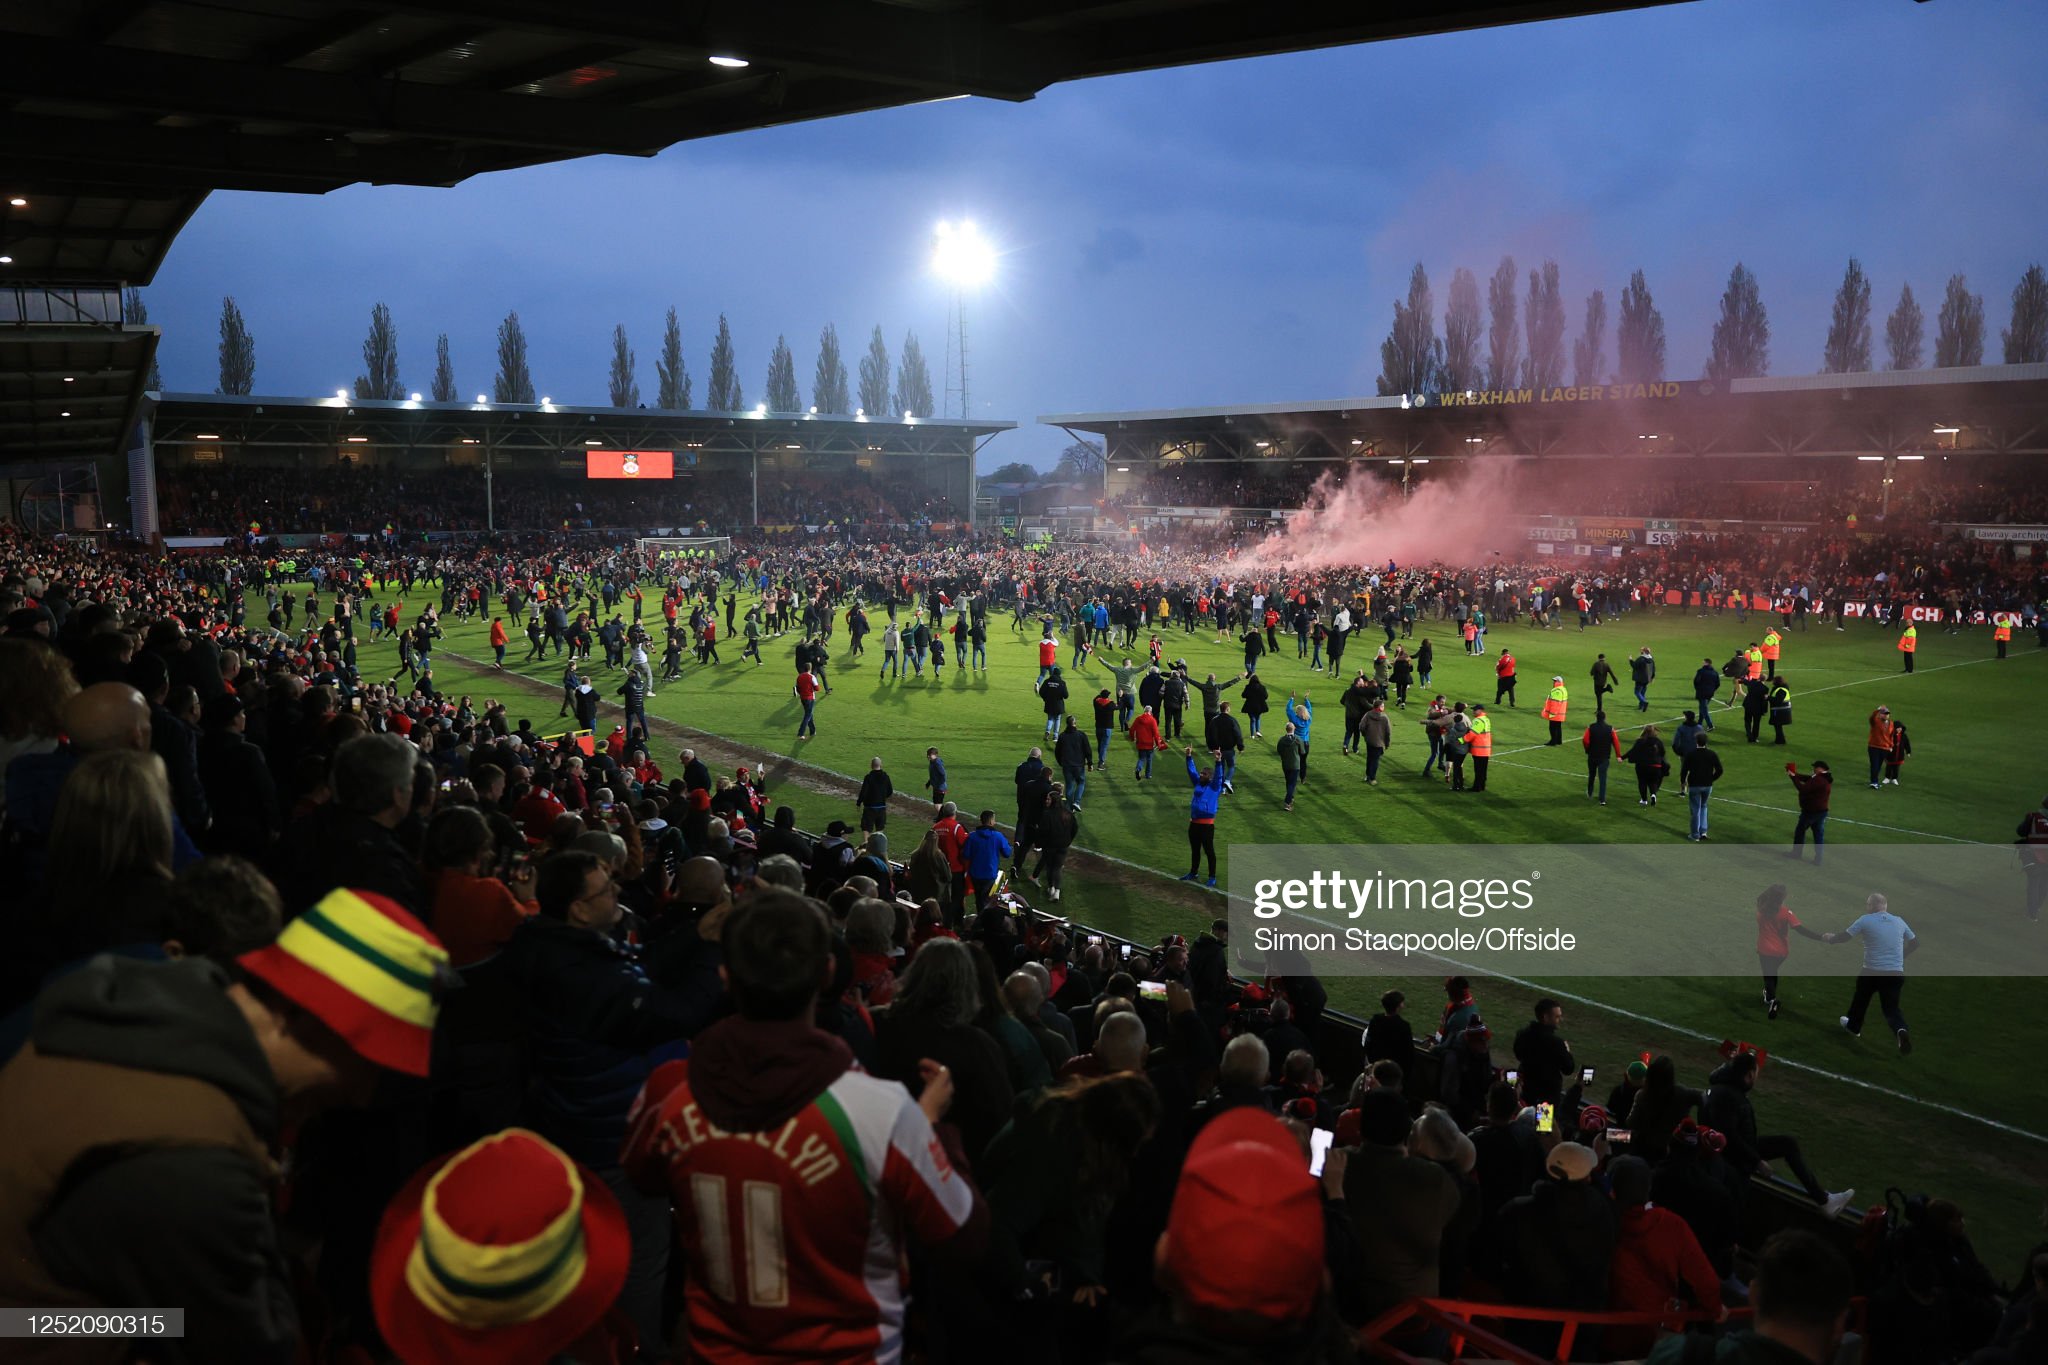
[146,0,2048,468]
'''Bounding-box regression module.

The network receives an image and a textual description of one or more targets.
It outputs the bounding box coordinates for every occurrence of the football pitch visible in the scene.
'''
[341,587,2048,1271]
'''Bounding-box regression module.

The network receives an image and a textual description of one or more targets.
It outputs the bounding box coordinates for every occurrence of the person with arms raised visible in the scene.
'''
[1178,745,1226,889]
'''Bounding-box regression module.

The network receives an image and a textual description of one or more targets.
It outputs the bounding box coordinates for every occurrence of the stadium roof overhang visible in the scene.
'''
[0,0,1693,472]
[148,393,1011,460]
[1044,363,2048,466]
[0,319,158,459]
[2,0,1695,207]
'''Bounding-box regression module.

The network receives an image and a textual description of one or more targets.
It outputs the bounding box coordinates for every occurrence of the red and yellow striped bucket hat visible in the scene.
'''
[236,887,449,1076]
[370,1128,631,1365]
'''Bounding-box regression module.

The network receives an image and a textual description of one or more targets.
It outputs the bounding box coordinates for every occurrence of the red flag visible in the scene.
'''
[1139,541,1151,558]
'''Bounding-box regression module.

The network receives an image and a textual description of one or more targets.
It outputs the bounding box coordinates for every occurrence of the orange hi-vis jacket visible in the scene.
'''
[1994,615,2013,642]
[1541,685,1569,723]
[1468,715,1493,757]
[1762,630,1782,660]
[1745,648,1764,679]
[1898,625,1917,653]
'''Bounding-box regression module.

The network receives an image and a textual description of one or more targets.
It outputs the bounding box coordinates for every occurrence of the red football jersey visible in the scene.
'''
[623,1061,974,1365]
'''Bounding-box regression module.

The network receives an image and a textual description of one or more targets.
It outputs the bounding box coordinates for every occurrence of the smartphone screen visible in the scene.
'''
[1308,1127,1335,1178]
[1120,943,1132,961]
[1536,1102,1555,1134]
[1607,1128,1632,1143]
[1137,981,1168,1002]
[1505,1069,1519,1086]
[1581,1066,1596,1086]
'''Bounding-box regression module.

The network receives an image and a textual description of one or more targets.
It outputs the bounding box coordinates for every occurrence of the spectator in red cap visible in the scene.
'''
[0,887,448,1363]
[1103,1105,1355,1363]
[371,1128,634,1365]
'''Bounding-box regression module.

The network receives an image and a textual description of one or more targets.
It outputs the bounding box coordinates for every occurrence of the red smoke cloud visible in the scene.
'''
[1230,462,1521,572]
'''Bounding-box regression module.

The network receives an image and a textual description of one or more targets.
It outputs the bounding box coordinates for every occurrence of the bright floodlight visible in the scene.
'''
[932,219,996,287]
[476,394,488,404]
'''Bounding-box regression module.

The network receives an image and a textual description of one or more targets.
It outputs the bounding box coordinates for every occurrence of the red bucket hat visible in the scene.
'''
[1164,1108,1323,1322]
[236,887,449,1076]
[371,1129,632,1365]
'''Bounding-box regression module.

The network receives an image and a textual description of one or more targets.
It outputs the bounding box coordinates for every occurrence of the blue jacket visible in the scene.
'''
[963,825,1013,882]
[1286,698,1313,743]
[501,916,723,1169]
[927,756,948,793]
[1187,757,1223,820]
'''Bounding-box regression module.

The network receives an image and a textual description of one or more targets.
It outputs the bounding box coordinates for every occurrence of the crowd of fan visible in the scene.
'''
[156,464,963,538]
[2,526,2045,1365]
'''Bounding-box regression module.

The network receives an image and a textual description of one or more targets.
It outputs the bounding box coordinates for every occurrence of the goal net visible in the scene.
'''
[636,536,733,571]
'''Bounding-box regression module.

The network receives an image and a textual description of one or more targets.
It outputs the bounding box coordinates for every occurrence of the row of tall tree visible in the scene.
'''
[601,313,935,418]
[165,294,940,416]
[1378,259,2048,395]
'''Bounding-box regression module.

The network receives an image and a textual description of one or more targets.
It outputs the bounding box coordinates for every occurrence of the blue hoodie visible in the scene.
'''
[964,825,1013,882]
[1187,756,1223,820]
[1286,697,1313,744]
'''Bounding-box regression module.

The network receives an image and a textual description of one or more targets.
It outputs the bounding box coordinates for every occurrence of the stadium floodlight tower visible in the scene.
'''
[932,219,996,421]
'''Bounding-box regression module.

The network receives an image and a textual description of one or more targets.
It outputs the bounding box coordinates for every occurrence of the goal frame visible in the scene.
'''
[636,535,733,568]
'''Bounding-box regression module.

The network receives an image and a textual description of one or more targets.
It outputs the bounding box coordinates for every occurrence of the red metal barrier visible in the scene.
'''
[1361,1296,1868,1363]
